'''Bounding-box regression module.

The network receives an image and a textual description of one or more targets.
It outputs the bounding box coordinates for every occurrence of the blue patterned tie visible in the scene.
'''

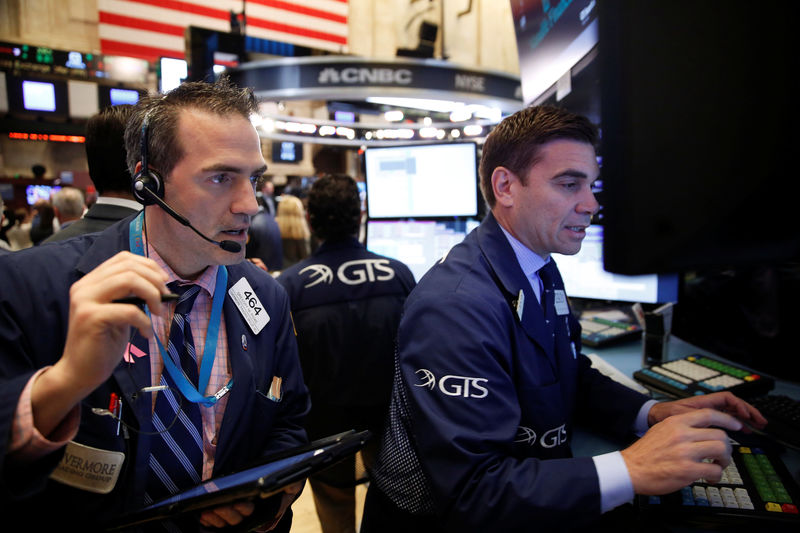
[146,282,204,503]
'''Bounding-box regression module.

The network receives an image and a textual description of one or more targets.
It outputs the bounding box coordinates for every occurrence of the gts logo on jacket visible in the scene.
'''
[414,368,489,398]
[299,259,396,288]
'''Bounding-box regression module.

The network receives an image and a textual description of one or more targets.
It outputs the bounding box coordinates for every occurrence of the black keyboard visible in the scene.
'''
[638,435,800,530]
[750,395,800,450]
[633,355,775,400]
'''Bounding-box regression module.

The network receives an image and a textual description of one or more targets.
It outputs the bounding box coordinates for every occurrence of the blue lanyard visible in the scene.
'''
[129,212,231,407]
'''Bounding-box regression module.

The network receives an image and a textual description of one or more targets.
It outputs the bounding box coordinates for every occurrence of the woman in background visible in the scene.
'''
[275,194,311,269]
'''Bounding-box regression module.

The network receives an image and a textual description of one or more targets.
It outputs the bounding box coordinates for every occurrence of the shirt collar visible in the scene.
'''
[94,196,143,211]
[146,241,219,297]
[498,224,550,279]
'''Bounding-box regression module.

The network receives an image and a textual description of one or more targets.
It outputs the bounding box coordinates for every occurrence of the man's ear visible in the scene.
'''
[491,166,518,208]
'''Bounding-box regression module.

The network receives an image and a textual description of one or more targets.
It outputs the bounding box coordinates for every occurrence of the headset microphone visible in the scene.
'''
[134,180,242,254]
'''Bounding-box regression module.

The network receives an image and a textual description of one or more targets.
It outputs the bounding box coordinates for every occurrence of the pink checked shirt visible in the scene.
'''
[9,243,233,481]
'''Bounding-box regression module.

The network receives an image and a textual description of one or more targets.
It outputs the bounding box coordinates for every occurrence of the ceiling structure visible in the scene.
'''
[226,55,524,147]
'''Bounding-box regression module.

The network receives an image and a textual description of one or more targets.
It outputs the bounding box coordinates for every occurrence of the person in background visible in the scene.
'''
[278,174,416,533]
[5,207,33,250]
[361,105,767,532]
[29,199,56,245]
[44,105,142,244]
[50,186,85,231]
[247,174,283,272]
[275,194,311,269]
[0,196,11,254]
[0,76,310,531]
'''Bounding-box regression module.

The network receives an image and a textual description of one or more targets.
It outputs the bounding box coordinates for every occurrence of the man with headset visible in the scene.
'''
[0,77,309,530]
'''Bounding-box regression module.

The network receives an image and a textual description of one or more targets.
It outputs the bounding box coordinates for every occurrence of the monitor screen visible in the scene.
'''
[109,88,140,106]
[512,0,598,104]
[598,1,799,275]
[365,143,479,219]
[272,141,303,163]
[160,57,188,93]
[365,218,480,282]
[5,75,68,118]
[26,184,61,205]
[553,225,678,304]
[22,80,56,111]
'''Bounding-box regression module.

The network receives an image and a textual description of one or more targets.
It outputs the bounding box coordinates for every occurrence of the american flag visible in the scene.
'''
[98,0,349,62]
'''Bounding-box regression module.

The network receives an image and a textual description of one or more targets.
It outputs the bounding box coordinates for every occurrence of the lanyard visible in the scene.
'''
[129,212,231,407]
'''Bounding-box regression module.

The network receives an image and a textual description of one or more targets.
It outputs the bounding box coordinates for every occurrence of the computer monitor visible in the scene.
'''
[365,219,480,282]
[598,1,799,276]
[25,185,61,205]
[5,75,68,119]
[596,1,799,381]
[272,141,303,164]
[364,142,479,219]
[553,225,678,304]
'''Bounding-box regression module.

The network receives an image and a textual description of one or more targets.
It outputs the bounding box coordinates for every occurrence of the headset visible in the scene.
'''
[131,113,241,253]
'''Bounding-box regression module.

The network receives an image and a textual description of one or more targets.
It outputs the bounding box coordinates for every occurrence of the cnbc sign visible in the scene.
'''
[228,56,523,113]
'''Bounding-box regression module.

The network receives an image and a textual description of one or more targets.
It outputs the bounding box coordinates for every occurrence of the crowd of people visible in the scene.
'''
[0,78,768,533]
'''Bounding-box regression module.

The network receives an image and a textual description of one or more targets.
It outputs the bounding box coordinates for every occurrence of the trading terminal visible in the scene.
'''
[1,1,798,531]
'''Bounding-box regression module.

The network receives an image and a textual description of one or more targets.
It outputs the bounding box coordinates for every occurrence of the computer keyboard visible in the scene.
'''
[633,355,775,400]
[749,394,800,450]
[633,355,800,449]
[638,436,800,530]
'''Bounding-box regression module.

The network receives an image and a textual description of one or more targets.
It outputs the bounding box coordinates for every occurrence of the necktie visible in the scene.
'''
[538,261,557,318]
[146,282,204,503]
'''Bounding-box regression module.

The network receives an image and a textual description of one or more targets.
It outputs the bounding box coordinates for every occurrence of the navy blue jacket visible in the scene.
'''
[371,213,650,532]
[278,238,415,437]
[0,215,309,528]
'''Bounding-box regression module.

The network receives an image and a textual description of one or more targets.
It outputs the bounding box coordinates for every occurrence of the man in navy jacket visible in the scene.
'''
[362,105,766,532]
[279,174,415,533]
[0,78,309,530]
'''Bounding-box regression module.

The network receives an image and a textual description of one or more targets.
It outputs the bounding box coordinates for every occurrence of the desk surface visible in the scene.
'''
[577,335,800,482]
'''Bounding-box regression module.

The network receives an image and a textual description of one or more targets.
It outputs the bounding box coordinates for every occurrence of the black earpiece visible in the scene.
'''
[132,113,164,205]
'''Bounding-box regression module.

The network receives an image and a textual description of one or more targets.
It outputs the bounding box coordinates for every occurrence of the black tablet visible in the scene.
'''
[108,429,371,529]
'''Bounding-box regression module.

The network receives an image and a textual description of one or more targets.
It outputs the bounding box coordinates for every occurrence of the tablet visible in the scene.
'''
[109,429,371,529]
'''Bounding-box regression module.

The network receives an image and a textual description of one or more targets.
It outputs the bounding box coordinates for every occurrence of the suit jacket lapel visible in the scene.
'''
[477,214,556,364]
[213,267,259,471]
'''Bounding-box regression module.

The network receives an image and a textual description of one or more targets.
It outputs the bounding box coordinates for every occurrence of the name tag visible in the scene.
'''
[229,277,270,334]
[553,290,569,316]
[49,441,125,494]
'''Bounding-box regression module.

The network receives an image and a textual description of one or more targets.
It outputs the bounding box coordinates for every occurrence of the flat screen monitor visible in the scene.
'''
[512,0,598,104]
[5,76,68,118]
[26,185,61,205]
[598,1,799,275]
[98,85,143,108]
[365,218,480,282]
[553,225,678,304]
[365,142,479,219]
[109,88,140,106]
[22,80,56,111]
[159,57,188,93]
[272,141,303,164]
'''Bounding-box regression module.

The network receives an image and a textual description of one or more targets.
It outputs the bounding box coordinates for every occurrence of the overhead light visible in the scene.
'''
[463,124,483,136]
[384,110,404,122]
[451,129,461,138]
[449,106,472,122]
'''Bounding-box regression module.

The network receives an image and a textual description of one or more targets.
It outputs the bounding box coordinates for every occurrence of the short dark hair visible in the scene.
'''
[124,76,258,180]
[479,105,598,207]
[85,104,135,195]
[307,174,361,241]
